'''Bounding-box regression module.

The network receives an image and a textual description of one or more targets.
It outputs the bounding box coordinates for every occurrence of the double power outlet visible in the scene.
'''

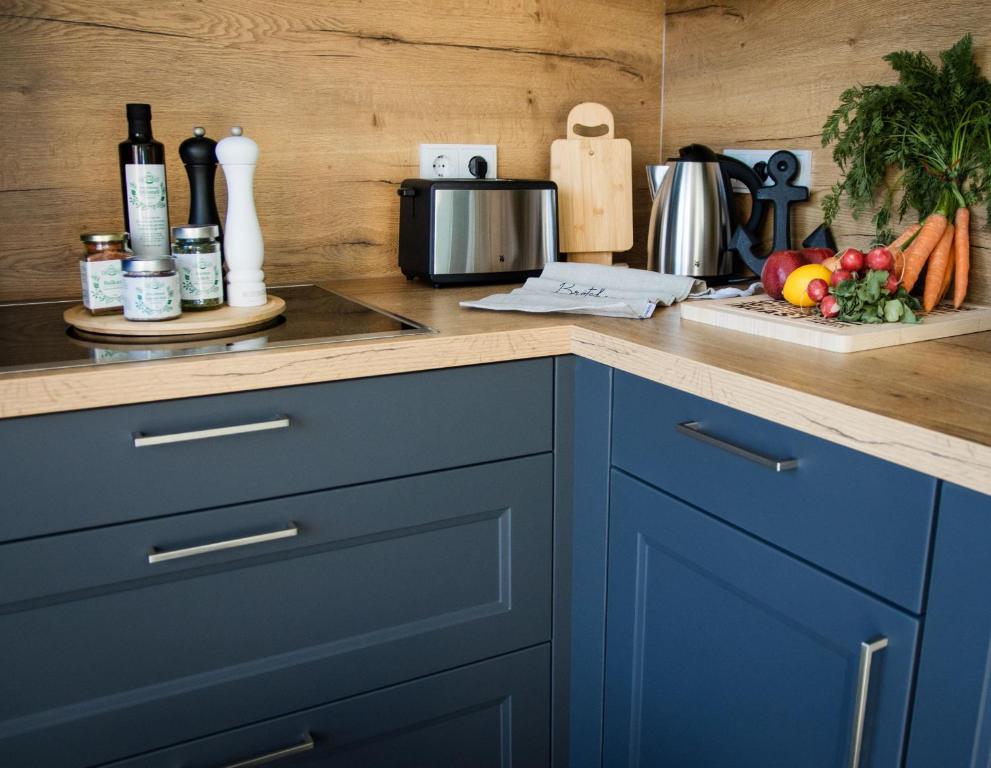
[419,144,498,179]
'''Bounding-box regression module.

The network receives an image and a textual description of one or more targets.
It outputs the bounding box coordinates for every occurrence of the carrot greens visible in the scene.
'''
[821,35,991,242]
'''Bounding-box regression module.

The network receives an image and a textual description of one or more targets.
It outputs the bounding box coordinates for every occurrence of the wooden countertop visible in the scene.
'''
[4,277,991,495]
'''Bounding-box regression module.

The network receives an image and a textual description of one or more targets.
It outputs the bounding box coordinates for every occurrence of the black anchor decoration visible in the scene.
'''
[730,150,835,274]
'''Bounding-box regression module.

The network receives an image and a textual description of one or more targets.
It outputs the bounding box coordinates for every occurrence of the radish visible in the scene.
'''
[866,246,894,272]
[839,248,865,272]
[820,295,840,318]
[807,278,829,302]
[885,272,900,294]
[831,269,853,287]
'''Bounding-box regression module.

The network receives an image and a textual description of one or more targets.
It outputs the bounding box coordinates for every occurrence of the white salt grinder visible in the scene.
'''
[217,126,266,307]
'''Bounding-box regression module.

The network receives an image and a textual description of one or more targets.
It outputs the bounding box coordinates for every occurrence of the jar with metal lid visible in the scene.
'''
[122,255,181,321]
[171,224,223,310]
[79,233,127,315]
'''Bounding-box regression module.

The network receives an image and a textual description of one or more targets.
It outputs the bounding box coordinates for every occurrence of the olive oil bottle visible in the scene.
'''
[118,103,170,256]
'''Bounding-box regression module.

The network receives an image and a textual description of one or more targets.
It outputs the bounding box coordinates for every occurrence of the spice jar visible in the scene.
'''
[171,224,223,309]
[79,233,127,315]
[122,256,181,321]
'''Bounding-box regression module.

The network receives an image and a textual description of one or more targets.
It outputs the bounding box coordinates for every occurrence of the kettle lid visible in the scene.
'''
[673,143,719,163]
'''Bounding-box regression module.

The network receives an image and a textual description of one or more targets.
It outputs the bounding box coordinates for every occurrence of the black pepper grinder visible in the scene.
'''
[179,127,223,243]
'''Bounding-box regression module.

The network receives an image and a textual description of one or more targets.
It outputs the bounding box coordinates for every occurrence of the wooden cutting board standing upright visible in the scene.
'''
[550,103,633,264]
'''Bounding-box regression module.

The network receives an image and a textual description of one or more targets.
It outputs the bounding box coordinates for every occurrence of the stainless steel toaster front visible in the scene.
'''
[398,179,558,285]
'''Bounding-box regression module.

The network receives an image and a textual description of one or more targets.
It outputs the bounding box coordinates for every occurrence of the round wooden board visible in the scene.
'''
[64,296,285,338]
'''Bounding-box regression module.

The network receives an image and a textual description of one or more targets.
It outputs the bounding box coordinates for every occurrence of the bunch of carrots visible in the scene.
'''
[821,35,989,314]
[888,193,971,312]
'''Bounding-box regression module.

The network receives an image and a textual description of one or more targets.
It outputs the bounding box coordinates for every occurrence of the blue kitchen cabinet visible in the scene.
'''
[0,360,557,768]
[602,470,919,768]
[907,482,991,768]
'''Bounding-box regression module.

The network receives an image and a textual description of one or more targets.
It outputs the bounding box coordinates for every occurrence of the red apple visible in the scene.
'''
[761,250,805,300]
[865,246,894,272]
[801,247,835,265]
[839,248,865,272]
[831,269,853,287]
[820,295,840,318]
[807,278,829,302]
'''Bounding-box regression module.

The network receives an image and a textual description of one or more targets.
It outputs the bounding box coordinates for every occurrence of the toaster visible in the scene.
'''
[397,179,558,286]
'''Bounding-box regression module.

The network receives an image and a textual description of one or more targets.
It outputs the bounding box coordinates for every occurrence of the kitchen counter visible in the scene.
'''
[3,276,990,494]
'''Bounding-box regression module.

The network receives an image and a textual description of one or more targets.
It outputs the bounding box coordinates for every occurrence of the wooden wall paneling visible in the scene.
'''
[0,1,663,301]
[662,0,991,304]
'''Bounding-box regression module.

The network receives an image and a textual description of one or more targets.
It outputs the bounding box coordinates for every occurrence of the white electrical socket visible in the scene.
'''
[419,144,497,179]
[721,148,813,192]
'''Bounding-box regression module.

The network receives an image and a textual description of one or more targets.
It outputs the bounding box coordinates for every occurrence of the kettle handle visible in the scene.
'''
[717,154,768,239]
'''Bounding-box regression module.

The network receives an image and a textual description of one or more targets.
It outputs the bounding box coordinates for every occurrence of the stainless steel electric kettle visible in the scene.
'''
[646,144,767,278]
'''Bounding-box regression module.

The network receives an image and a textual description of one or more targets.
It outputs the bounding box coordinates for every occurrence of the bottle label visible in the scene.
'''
[125,164,169,254]
[123,274,180,320]
[80,259,124,310]
[175,246,223,302]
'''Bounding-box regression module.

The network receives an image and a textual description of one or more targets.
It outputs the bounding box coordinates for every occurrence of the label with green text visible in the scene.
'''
[125,163,169,255]
[80,259,124,310]
[175,247,223,302]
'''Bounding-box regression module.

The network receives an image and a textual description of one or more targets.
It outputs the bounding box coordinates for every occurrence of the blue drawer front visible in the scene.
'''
[0,358,553,542]
[104,645,551,768]
[612,371,935,612]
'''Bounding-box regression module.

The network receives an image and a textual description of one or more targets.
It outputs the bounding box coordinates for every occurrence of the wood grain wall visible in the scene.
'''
[0,0,662,301]
[662,0,991,303]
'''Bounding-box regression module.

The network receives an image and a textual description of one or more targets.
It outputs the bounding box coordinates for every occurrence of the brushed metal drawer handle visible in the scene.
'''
[848,637,889,768]
[148,523,299,564]
[223,733,315,768]
[132,415,290,447]
[676,421,799,472]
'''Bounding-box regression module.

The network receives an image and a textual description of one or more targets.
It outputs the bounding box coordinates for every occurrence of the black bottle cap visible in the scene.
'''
[179,127,218,165]
[126,103,152,122]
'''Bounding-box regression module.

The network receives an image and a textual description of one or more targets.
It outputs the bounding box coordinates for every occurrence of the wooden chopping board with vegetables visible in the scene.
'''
[680,296,991,353]
[550,102,633,265]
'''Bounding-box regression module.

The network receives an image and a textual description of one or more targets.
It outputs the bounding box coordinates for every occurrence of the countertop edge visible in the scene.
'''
[3,320,990,496]
[571,327,991,495]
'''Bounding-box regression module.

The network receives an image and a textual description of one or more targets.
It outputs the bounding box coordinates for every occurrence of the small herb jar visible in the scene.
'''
[122,256,181,321]
[79,233,127,315]
[171,224,223,310]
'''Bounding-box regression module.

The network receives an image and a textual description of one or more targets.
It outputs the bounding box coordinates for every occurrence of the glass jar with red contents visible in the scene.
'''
[79,233,127,315]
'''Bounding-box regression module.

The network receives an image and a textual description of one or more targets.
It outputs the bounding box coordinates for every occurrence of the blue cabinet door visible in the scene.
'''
[603,471,919,768]
[907,483,991,768]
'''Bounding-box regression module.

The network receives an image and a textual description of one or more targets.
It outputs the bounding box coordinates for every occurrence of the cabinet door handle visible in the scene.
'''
[148,523,299,564]
[132,415,290,447]
[223,733,315,768]
[675,421,799,472]
[848,636,889,768]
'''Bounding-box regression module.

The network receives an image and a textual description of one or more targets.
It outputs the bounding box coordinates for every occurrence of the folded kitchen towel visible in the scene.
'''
[459,262,705,319]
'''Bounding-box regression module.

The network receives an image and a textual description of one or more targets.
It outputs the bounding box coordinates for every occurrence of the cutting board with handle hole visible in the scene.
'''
[550,103,633,265]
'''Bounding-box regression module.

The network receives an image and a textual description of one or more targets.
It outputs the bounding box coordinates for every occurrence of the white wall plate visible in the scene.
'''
[722,148,812,192]
[419,144,497,179]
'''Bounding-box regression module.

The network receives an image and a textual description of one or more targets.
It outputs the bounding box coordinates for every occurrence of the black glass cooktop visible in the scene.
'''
[0,285,432,374]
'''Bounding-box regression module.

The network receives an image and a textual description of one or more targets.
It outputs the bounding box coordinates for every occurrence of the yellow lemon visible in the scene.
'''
[782,263,832,307]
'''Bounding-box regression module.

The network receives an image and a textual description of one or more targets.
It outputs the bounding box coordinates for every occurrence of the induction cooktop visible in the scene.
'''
[0,285,432,374]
